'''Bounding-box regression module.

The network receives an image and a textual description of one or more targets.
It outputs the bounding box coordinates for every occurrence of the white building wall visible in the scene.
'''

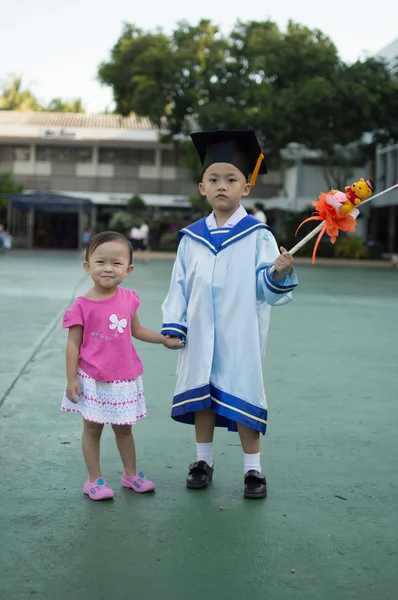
[374,143,398,206]
[375,37,398,76]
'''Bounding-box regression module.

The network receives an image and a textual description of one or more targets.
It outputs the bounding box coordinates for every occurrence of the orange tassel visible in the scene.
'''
[250,153,264,186]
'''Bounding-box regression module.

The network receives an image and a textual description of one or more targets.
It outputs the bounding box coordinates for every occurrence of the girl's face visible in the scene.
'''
[83,241,134,290]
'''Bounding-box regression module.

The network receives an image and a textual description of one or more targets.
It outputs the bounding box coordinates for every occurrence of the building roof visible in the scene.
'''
[2,191,92,213]
[0,111,157,130]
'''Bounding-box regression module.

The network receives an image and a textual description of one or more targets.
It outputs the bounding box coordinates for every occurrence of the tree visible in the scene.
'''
[0,172,23,224]
[98,19,398,168]
[107,195,147,236]
[0,74,42,111]
[98,20,228,137]
[126,194,147,216]
[0,172,23,194]
[198,20,341,160]
[47,98,86,113]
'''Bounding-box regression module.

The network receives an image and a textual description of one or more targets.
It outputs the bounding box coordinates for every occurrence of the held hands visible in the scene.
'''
[272,247,294,281]
[66,378,82,403]
[162,335,185,350]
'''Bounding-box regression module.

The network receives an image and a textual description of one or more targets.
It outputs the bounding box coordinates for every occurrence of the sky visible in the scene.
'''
[0,0,397,113]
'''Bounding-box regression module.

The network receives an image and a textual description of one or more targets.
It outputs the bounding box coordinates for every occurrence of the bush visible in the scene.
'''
[366,241,384,260]
[334,235,367,259]
[108,211,135,236]
[158,231,179,251]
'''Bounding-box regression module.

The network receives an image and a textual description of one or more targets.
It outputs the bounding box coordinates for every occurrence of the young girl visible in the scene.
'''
[62,231,183,501]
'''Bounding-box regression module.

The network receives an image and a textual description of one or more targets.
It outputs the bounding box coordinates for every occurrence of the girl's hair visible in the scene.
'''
[85,231,133,263]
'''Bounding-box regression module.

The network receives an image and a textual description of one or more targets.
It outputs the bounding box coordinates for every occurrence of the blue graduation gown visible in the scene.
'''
[161,215,298,434]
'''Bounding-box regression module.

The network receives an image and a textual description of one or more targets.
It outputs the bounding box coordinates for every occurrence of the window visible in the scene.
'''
[0,145,30,161]
[76,148,92,163]
[36,146,92,163]
[98,148,155,165]
[161,149,178,167]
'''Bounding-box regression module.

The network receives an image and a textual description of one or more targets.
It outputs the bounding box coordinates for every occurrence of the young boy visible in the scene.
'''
[161,129,298,499]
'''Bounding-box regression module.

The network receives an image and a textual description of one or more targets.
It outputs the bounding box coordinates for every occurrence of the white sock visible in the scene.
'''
[243,452,261,476]
[196,442,213,467]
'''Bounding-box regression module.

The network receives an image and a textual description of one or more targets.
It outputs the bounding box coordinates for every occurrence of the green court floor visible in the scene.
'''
[1,252,397,600]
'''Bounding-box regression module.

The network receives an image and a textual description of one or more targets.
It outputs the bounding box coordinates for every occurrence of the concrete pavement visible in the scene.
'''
[1,252,397,600]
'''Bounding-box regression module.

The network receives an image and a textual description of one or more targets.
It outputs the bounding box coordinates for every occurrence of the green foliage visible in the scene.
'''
[108,211,135,236]
[0,172,23,209]
[158,231,179,251]
[178,140,203,181]
[47,98,86,113]
[0,74,87,114]
[334,236,367,259]
[188,193,209,218]
[365,241,383,260]
[275,207,314,256]
[126,194,147,215]
[0,74,42,111]
[98,19,398,166]
[0,172,23,194]
[108,195,148,235]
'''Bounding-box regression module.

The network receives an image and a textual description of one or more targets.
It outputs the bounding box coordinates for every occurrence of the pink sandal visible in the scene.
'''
[121,471,156,493]
[83,477,114,500]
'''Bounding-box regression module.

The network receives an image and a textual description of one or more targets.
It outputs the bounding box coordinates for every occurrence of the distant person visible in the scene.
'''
[130,219,150,262]
[61,231,184,501]
[2,230,12,252]
[139,219,150,247]
[253,202,267,224]
[83,228,92,248]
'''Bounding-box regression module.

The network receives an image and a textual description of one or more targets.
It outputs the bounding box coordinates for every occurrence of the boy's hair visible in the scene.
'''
[85,231,133,263]
[254,202,264,210]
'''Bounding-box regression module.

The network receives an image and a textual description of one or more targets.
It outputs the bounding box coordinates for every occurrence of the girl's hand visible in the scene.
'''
[66,379,82,403]
[162,335,185,350]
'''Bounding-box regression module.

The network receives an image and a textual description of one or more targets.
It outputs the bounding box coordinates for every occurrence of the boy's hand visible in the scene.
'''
[66,378,82,403]
[162,335,185,350]
[272,247,294,279]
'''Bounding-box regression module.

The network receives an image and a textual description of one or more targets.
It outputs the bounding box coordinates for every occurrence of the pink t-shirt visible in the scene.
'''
[63,286,143,382]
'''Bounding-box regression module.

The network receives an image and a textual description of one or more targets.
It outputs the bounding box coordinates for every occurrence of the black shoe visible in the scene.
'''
[186,460,214,489]
[244,470,267,499]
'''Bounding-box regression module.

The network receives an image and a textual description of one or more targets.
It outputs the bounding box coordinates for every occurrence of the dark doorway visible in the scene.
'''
[34,211,78,249]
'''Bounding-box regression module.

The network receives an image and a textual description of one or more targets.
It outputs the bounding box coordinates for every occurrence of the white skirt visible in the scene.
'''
[61,367,147,425]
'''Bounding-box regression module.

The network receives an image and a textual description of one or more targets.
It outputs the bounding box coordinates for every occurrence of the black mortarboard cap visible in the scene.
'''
[190,129,267,186]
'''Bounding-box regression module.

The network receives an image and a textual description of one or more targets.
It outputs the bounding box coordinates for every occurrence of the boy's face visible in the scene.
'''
[199,163,251,214]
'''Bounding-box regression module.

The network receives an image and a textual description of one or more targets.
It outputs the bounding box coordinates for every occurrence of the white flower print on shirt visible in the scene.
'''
[109,314,128,334]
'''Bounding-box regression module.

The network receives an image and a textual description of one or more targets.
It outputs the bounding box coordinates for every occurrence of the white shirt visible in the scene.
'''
[130,227,142,240]
[253,210,267,224]
[206,205,247,231]
[130,224,149,240]
[140,223,149,239]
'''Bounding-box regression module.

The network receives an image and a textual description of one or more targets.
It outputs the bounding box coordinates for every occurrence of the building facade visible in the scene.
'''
[375,38,398,77]
[1,110,379,249]
[0,111,283,248]
[371,39,398,253]
[371,142,398,254]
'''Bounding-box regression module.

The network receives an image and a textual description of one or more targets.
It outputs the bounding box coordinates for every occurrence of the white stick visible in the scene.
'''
[268,183,398,275]
[268,222,324,274]
[359,183,398,206]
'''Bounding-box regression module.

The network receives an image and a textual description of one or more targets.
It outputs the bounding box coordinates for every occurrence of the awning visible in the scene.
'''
[1,191,93,213]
